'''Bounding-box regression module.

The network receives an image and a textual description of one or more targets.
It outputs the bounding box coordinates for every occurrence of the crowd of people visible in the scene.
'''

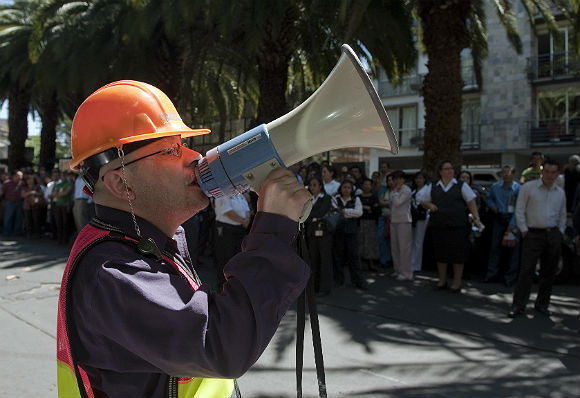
[183,151,580,317]
[2,152,579,312]
[0,168,94,244]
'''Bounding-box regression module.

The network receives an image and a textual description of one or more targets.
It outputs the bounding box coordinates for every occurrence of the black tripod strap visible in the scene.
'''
[305,272,327,397]
[295,227,328,398]
[296,290,306,398]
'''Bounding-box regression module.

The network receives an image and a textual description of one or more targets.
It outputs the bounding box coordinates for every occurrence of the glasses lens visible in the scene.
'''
[167,142,186,157]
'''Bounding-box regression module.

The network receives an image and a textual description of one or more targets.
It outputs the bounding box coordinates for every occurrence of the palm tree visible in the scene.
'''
[217,0,417,125]
[0,0,36,171]
[29,0,66,170]
[1,0,89,171]
[44,0,255,143]
[118,0,256,142]
[417,0,577,176]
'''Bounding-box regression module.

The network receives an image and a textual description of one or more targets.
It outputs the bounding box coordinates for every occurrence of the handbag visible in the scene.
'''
[383,215,391,238]
[411,204,427,226]
[410,192,427,226]
[325,210,343,233]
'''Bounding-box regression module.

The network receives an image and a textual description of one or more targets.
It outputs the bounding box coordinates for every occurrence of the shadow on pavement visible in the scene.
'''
[0,237,71,272]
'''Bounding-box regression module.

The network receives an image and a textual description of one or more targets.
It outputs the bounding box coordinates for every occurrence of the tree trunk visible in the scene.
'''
[419,0,472,178]
[7,86,31,171]
[146,23,183,108]
[256,51,289,124]
[38,91,59,171]
[255,10,296,124]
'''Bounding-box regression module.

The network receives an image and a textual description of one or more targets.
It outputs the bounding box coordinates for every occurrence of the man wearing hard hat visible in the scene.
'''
[56,80,311,398]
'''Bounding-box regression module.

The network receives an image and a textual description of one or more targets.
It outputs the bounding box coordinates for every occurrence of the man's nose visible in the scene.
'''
[185,147,203,167]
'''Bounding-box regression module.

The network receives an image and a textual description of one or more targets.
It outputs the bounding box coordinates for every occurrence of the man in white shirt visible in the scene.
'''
[508,159,566,318]
[214,192,251,289]
[73,173,94,233]
[44,169,61,239]
[378,161,391,189]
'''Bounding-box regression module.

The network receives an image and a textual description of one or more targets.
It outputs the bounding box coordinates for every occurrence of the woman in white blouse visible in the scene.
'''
[410,171,431,273]
[332,180,366,290]
[322,165,341,197]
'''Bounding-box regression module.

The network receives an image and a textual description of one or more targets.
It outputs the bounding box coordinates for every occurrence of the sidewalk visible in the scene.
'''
[1,236,578,397]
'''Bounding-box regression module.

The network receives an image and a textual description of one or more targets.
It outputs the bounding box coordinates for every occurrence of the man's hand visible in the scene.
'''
[257,168,312,222]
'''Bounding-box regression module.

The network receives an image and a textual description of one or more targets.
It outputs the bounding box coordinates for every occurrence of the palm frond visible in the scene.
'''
[468,1,487,87]
[491,0,522,53]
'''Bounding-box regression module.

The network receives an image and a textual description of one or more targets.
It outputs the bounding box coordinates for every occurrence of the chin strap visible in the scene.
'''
[116,148,164,258]
[117,147,142,239]
[295,224,327,398]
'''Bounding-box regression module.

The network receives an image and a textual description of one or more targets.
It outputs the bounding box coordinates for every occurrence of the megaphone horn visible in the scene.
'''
[196,44,397,201]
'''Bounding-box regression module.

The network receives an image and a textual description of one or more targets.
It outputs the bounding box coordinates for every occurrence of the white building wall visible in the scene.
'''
[479,1,533,152]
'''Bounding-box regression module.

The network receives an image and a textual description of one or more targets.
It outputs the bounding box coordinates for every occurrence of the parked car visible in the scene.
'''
[465,168,501,189]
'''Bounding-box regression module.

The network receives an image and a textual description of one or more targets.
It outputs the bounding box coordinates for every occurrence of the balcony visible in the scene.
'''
[378,74,422,98]
[528,118,580,146]
[403,127,481,150]
[527,52,580,82]
[399,127,422,147]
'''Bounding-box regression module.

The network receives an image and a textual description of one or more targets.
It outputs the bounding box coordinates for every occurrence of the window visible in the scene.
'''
[462,99,481,148]
[536,27,577,77]
[536,86,580,139]
[378,68,421,97]
[386,105,417,147]
[461,49,477,88]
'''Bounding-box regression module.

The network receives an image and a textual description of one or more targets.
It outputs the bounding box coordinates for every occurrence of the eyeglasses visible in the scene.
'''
[114,141,188,170]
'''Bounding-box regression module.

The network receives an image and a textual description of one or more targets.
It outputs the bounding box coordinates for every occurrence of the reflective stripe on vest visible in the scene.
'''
[57,224,234,398]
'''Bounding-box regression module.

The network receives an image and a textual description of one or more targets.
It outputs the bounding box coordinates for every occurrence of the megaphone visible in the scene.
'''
[195,44,397,214]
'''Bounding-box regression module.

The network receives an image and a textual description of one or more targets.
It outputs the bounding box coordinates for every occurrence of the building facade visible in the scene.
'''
[366,2,579,177]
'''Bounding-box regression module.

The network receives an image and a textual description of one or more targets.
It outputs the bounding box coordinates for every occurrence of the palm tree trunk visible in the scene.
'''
[255,10,296,124]
[7,86,31,171]
[419,0,472,178]
[38,91,59,171]
[148,24,182,107]
[256,50,289,124]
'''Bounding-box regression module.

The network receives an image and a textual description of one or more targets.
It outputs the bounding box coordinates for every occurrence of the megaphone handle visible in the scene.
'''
[299,200,313,224]
[238,158,313,224]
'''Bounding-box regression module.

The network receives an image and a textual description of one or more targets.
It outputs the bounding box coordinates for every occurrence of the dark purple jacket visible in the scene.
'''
[71,205,310,397]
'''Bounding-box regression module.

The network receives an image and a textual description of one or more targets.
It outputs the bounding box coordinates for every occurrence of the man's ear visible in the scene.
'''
[101,169,135,201]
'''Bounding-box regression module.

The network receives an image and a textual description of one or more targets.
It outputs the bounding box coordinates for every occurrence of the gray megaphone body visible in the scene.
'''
[195,44,398,221]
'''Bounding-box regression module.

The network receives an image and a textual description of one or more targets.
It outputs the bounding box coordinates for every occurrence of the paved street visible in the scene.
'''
[1,236,578,398]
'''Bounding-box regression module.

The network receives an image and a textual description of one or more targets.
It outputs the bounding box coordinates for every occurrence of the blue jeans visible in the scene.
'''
[486,217,520,285]
[2,200,23,236]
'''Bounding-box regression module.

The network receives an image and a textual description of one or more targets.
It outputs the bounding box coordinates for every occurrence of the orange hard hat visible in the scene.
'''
[70,80,210,171]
